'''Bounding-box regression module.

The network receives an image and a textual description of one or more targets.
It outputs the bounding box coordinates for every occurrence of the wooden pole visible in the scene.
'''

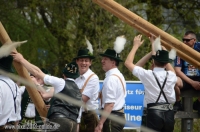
[93,0,200,69]
[93,0,200,65]
[0,22,47,118]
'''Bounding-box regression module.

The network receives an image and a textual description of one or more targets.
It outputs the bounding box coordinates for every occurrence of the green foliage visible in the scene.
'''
[1,0,200,80]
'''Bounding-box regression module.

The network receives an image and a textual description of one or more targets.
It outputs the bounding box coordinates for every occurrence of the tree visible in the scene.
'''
[1,0,200,80]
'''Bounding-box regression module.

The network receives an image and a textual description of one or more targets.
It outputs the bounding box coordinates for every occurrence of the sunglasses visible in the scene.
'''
[182,38,194,42]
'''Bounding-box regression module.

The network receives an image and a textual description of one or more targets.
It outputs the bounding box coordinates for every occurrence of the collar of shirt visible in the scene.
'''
[80,68,93,80]
[153,67,165,72]
[105,68,119,77]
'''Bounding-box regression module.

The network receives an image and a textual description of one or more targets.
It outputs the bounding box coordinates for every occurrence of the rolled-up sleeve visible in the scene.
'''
[43,75,65,94]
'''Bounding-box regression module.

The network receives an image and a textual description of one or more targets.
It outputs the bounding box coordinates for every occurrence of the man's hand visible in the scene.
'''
[149,33,156,44]
[94,122,103,132]
[11,51,24,62]
[161,46,167,51]
[133,34,144,47]
[190,80,200,90]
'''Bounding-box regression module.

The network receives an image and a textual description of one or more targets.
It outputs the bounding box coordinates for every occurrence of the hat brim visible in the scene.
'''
[152,56,172,63]
[99,53,123,62]
[74,55,95,60]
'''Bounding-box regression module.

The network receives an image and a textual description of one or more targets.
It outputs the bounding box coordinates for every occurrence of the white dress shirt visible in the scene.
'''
[43,75,65,94]
[101,68,126,110]
[132,66,177,107]
[0,75,19,125]
[75,69,99,111]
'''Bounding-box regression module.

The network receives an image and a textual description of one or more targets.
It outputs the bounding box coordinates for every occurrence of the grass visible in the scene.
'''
[174,119,200,132]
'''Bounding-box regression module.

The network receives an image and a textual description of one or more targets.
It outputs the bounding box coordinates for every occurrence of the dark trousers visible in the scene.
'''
[146,109,175,132]
[80,111,99,132]
[103,113,125,132]
[48,118,77,132]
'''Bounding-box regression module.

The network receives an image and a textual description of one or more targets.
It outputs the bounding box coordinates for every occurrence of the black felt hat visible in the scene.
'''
[0,55,13,72]
[74,49,95,60]
[99,49,123,62]
[152,50,172,63]
[63,62,79,79]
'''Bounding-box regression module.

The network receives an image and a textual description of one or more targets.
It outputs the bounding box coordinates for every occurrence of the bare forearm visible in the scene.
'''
[99,103,114,125]
[40,87,54,100]
[125,45,139,71]
[20,59,45,79]
[176,69,193,84]
[136,52,152,67]
[20,59,40,76]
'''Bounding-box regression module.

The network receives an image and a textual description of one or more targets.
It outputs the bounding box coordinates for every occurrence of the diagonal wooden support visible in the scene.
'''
[0,22,47,118]
[93,0,200,68]
[93,0,200,69]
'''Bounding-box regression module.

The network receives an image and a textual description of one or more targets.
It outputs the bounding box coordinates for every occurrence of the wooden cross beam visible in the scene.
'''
[0,22,47,119]
[93,0,200,68]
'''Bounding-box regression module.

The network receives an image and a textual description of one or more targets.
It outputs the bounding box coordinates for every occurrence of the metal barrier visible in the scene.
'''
[175,89,200,132]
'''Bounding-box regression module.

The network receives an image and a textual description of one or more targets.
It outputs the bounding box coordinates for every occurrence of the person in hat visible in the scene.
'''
[12,52,82,132]
[0,55,22,132]
[125,34,177,132]
[95,36,127,132]
[74,44,100,131]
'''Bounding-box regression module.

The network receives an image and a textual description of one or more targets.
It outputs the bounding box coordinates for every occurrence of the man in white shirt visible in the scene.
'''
[12,52,82,132]
[0,55,20,132]
[125,35,177,132]
[95,49,126,132]
[74,48,99,132]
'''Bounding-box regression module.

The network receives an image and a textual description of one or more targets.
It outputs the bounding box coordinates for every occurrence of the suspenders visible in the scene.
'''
[152,71,169,103]
[0,79,17,123]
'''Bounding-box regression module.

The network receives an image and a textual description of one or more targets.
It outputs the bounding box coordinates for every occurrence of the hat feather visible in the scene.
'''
[153,36,162,52]
[0,40,27,58]
[169,48,176,60]
[114,35,126,53]
[85,36,93,54]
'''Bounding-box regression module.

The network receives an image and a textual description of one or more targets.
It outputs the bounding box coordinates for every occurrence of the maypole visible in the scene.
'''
[93,0,200,68]
[0,22,48,118]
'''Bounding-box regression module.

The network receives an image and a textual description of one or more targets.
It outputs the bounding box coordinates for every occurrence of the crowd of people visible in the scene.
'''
[0,30,199,132]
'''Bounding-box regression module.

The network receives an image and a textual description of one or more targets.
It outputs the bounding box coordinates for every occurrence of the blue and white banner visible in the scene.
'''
[99,81,145,129]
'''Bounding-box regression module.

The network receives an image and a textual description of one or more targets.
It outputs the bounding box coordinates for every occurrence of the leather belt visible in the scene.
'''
[101,107,124,113]
[112,108,124,113]
[147,103,173,111]
[49,112,77,122]
[49,113,67,118]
